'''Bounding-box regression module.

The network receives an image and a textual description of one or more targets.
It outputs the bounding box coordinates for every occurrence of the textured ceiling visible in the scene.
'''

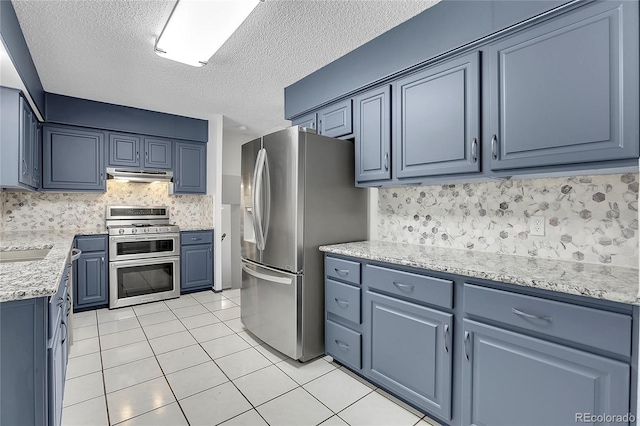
[11,0,438,136]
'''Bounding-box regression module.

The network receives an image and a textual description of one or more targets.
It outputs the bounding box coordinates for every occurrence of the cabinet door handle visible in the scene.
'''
[491,135,498,160]
[209,248,212,258]
[101,257,104,267]
[512,308,552,322]
[384,152,389,171]
[393,281,415,292]
[57,296,65,308]
[22,158,27,175]
[145,151,148,159]
[136,151,139,160]
[61,320,68,344]
[335,340,350,351]
[319,119,322,134]
[334,298,349,308]
[443,324,450,353]
[464,331,470,361]
[471,138,478,163]
[66,294,71,316]
[334,268,349,276]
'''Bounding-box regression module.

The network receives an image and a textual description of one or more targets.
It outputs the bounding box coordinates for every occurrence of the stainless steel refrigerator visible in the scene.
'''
[240,126,367,362]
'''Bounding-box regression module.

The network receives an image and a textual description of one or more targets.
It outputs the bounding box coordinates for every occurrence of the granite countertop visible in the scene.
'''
[179,225,214,232]
[320,240,640,305]
[0,228,107,302]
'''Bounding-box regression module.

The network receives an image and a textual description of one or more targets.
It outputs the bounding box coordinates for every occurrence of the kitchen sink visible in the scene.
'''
[0,248,51,263]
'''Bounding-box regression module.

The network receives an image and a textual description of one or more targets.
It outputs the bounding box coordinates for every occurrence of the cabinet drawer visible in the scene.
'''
[326,279,361,324]
[75,235,107,253]
[464,284,632,357]
[181,230,213,246]
[364,264,453,309]
[326,320,361,370]
[326,257,360,284]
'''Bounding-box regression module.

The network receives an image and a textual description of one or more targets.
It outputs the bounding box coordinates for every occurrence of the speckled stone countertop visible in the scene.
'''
[0,228,107,302]
[320,241,640,305]
[179,225,214,232]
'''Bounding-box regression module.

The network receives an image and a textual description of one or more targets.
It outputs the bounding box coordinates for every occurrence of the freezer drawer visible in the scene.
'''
[240,259,302,360]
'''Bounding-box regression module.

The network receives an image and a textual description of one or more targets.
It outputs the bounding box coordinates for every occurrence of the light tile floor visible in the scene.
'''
[63,289,440,426]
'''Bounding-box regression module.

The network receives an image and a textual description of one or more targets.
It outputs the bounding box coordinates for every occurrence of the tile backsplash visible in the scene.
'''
[1,181,213,232]
[378,174,639,268]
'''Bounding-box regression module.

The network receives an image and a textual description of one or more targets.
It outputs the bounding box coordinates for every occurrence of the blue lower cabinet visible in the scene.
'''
[1,267,70,426]
[74,235,108,310]
[462,319,630,426]
[364,290,453,421]
[180,230,214,293]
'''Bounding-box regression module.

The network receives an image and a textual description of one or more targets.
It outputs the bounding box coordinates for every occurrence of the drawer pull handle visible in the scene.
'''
[192,237,202,241]
[334,298,349,308]
[334,268,350,276]
[464,331,470,361]
[335,340,350,351]
[512,308,552,322]
[443,324,450,353]
[393,281,415,292]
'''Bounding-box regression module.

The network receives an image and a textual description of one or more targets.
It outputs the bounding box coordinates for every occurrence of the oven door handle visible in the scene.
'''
[110,234,180,242]
[109,256,180,268]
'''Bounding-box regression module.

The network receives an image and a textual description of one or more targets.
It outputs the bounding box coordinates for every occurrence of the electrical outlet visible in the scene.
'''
[530,215,545,236]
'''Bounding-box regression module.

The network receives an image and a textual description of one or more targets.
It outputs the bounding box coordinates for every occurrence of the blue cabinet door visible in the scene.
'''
[144,137,172,170]
[394,52,480,179]
[174,141,206,194]
[354,86,391,182]
[364,291,453,420]
[74,252,108,309]
[181,244,213,292]
[489,1,639,170]
[108,133,140,168]
[42,125,105,191]
[292,113,317,131]
[462,319,630,426]
[19,96,35,187]
[33,121,41,188]
[318,99,352,138]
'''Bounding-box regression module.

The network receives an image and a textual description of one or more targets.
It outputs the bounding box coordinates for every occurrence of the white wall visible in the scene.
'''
[207,115,224,291]
[222,131,254,176]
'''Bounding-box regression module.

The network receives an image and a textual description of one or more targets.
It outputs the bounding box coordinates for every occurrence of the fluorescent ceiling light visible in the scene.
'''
[155,0,260,67]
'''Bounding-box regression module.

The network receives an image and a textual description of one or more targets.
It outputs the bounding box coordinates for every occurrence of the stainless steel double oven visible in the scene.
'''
[107,206,181,309]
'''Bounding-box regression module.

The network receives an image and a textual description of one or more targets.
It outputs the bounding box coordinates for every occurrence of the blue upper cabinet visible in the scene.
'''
[394,52,480,179]
[317,99,352,138]
[42,125,106,192]
[292,113,317,131]
[354,86,391,182]
[174,141,206,194]
[489,1,639,170]
[144,137,172,170]
[108,133,140,168]
[0,87,40,191]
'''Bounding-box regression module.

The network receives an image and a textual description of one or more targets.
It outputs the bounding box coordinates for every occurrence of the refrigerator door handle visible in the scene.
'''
[253,148,266,250]
[262,149,271,247]
[242,264,292,285]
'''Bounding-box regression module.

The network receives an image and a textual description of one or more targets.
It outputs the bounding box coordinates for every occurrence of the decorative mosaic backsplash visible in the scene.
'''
[1,181,213,232]
[378,174,639,268]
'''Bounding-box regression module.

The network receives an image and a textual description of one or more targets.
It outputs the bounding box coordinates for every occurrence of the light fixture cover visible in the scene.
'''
[155,0,260,67]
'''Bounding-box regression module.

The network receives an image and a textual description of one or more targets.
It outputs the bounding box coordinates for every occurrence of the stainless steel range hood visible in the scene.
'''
[106,167,173,183]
